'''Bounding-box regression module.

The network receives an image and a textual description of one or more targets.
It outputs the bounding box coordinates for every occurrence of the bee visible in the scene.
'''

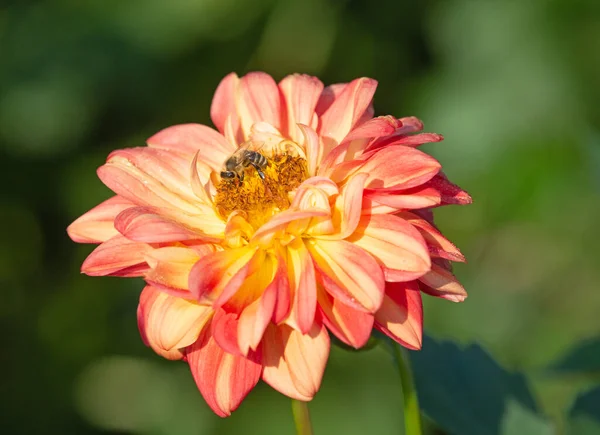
[220,141,268,182]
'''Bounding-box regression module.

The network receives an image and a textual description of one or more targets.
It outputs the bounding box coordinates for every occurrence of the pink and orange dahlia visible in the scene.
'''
[68,72,471,416]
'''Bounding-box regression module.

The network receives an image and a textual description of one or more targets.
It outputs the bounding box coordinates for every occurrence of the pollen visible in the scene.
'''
[214,153,308,228]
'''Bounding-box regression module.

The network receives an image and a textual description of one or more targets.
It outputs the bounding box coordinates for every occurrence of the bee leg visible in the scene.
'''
[238,172,244,183]
[250,162,266,180]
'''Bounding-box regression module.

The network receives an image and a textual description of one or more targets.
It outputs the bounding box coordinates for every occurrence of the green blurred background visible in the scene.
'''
[2,0,599,433]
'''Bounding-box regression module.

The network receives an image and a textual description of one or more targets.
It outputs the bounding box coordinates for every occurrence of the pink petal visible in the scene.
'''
[374,281,423,350]
[342,115,401,144]
[114,207,209,243]
[137,286,212,360]
[399,212,466,262]
[318,290,374,348]
[252,209,329,246]
[144,246,206,291]
[284,238,317,334]
[320,173,367,240]
[81,234,151,277]
[98,148,200,213]
[279,74,324,143]
[211,308,242,356]
[237,255,287,355]
[308,239,385,313]
[418,263,467,302]
[428,173,473,205]
[188,247,260,307]
[333,145,441,191]
[210,73,240,134]
[297,124,321,177]
[186,330,262,417]
[236,72,282,140]
[362,186,442,213]
[366,117,425,150]
[67,196,134,243]
[147,124,236,171]
[318,78,378,147]
[348,214,431,281]
[262,323,330,400]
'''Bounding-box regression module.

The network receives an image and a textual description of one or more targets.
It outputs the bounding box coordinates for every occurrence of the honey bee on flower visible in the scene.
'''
[67,72,471,417]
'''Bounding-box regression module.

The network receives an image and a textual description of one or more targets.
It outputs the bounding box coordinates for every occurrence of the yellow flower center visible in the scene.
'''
[214,152,308,229]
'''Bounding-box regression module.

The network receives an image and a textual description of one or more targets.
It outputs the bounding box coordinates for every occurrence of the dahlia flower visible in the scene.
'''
[68,72,471,417]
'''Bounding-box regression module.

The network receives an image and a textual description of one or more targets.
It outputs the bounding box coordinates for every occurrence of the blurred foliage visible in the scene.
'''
[1,0,599,433]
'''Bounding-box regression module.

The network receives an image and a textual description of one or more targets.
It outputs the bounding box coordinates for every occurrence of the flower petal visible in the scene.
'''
[333,145,441,191]
[262,323,329,401]
[348,214,431,281]
[297,124,321,177]
[318,78,377,146]
[308,239,385,313]
[279,74,324,143]
[210,73,240,134]
[147,124,236,171]
[237,255,287,355]
[187,330,262,417]
[114,207,210,243]
[81,235,151,277]
[98,148,200,213]
[419,263,467,302]
[284,238,317,334]
[211,308,242,356]
[362,186,441,213]
[374,281,423,350]
[399,211,466,262]
[236,72,282,140]
[189,246,260,307]
[318,290,374,348]
[318,173,367,240]
[252,209,329,247]
[67,196,133,243]
[428,173,473,205]
[145,246,208,291]
[138,286,212,360]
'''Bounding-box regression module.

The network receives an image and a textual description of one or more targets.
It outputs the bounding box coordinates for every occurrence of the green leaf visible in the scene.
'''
[548,337,600,375]
[568,387,600,435]
[407,335,541,435]
[501,400,554,435]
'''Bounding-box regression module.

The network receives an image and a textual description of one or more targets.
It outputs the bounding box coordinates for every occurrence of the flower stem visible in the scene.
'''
[393,344,423,435]
[291,399,314,435]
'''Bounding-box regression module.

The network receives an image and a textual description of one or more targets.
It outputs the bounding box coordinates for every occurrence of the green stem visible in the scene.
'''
[291,399,314,435]
[393,344,423,435]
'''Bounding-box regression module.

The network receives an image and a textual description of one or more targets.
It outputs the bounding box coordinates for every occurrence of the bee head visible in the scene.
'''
[220,171,236,179]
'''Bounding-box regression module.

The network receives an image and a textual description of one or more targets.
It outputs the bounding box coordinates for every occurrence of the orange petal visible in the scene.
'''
[362,186,441,213]
[318,290,374,348]
[262,323,330,400]
[308,239,385,313]
[318,78,377,146]
[210,73,240,135]
[114,207,207,243]
[348,214,431,282]
[336,146,441,190]
[98,148,199,213]
[374,281,423,350]
[147,124,235,171]
[237,255,287,355]
[186,330,262,417]
[297,124,321,176]
[236,72,282,140]
[188,246,260,307]
[137,285,212,360]
[428,173,473,205]
[318,173,367,240]
[211,308,242,356]
[399,212,466,262]
[67,196,133,243]
[285,238,317,334]
[81,235,151,277]
[419,263,468,302]
[144,246,206,291]
[279,74,324,143]
[252,209,329,246]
